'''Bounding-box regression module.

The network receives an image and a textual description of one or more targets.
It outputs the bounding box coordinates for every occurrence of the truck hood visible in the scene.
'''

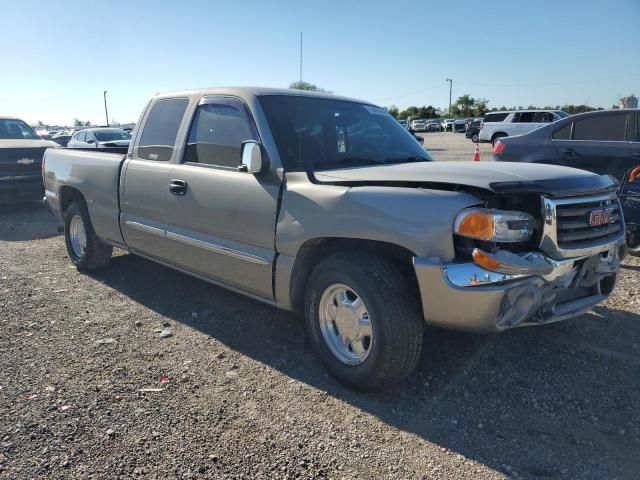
[312,161,618,197]
[0,139,59,149]
[98,140,130,147]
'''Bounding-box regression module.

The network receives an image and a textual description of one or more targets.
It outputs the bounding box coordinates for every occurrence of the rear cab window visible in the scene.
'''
[137,97,189,161]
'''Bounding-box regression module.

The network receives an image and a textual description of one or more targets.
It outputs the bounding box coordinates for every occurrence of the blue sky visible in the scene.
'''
[1,0,639,125]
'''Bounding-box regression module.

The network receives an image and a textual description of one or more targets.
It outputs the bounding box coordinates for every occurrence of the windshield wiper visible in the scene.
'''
[383,156,430,164]
[314,157,378,170]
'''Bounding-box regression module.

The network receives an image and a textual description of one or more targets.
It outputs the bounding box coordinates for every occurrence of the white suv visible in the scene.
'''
[479,110,568,145]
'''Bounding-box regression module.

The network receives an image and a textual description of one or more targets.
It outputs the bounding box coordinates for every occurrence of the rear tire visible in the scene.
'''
[64,201,112,272]
[472,133,479,143]
[304,252,424,391]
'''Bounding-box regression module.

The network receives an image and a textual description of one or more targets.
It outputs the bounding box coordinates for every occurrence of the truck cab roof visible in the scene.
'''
[152,86,369,105]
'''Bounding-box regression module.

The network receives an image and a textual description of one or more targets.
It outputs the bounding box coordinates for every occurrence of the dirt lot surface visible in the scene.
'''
[416,131,494,162]
[2,193,640,478]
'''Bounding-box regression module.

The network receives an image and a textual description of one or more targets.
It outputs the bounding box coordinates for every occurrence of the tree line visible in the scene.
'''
[288,82,611,120]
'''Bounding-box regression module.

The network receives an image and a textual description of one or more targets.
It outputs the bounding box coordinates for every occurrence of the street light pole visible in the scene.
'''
[446,79,453,117]
[103,91,109,126]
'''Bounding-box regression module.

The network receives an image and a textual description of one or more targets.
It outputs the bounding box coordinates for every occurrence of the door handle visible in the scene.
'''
[169,179,188,196]
[563,148,578,157]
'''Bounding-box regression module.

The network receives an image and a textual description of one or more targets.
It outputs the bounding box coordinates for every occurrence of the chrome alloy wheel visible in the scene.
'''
[318,283,373,365]
[69,214,87,258]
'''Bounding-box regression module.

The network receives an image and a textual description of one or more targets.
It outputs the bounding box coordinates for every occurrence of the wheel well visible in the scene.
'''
[289,238,419,315]
[491,132,507,141]
[59,186,85,217]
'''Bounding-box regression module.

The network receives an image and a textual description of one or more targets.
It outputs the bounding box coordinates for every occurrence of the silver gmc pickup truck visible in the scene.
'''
[43,88,624,390]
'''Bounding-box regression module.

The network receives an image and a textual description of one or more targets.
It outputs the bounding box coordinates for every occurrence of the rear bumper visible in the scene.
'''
[0,177,43,203]
[42,189,63,222]
[413,246,621,333]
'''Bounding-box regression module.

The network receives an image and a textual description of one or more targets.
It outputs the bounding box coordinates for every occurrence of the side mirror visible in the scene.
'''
[86,139,95,144]
[239,140,263,174]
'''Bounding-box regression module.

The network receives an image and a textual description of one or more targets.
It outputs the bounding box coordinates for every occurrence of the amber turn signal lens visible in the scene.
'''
[472,249,502,271]
[456,212,495,241]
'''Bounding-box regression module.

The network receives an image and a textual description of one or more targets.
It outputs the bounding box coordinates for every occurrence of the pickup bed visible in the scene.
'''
[44,87,624,390]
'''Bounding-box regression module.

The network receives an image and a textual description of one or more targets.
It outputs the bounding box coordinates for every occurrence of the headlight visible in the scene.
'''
[454,208,534,243]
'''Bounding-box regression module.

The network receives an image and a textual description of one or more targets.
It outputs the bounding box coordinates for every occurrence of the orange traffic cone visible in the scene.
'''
[472,143,480,162]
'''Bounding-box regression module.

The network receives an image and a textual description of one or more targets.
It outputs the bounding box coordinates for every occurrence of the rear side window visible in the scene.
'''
[533,112,556,123]
[183,97,258,168]
[552,123,572,140]
[573,114,626,141]
[78,132,86,142]
[138,98,189,161]
[483,113,509,123]
[513,112,536,123]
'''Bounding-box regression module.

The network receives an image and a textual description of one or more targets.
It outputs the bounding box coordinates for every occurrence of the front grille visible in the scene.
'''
[555,197,622,248]
[0,147,47,176]
[539,193,624,258]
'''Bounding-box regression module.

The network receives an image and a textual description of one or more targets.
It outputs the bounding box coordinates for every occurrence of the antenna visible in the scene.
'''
[299,32,303,83]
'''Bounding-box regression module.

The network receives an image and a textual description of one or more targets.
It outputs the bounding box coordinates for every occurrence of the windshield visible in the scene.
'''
[259,95,431,172]
[555,111,570,118]
[94,130,131,141]
[0,119,39,139]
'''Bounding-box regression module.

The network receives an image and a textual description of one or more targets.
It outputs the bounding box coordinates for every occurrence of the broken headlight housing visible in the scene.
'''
[453,208,535,243]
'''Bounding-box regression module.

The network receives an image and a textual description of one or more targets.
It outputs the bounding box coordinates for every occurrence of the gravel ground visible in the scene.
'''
[1,202,639,480]
[415,131,494,162]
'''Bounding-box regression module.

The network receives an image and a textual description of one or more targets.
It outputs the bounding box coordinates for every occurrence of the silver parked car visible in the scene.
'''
[67,128,131,149]
[43,87,623,390]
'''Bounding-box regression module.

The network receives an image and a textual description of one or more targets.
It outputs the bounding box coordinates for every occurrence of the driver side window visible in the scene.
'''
[184,97,259,168]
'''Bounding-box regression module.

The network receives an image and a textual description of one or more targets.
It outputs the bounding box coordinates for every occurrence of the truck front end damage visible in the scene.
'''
[414,191,624,333]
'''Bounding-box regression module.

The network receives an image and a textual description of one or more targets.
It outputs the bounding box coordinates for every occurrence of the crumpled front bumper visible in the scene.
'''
[413,247,621,333]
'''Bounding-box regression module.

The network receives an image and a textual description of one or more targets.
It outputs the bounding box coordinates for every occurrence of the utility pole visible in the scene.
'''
[299,32,303,84]
[446,79,453,117]
[103,91,109,126]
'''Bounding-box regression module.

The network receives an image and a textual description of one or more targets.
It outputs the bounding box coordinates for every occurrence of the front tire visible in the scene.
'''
[304,253,424,390]
[64,201,112,272]
[472,133,479,143]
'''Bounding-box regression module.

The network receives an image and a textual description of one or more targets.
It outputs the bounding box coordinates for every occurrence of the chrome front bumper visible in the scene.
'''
[413,246,621,333]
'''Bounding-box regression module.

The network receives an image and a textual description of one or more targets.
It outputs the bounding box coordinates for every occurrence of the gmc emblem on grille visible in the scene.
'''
[588,208,614,227]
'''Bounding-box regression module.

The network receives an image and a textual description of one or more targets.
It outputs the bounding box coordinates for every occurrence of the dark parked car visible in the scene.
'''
[620,165,640,256]
[452,119,467,133]
[465,119,483,143]
[51,133,72,147]
[0,116,59,202]
[493,109,640,182]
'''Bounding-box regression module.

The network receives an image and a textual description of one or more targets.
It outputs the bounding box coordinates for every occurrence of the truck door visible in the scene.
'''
[120,97,190,259]
[163,95,282,300]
